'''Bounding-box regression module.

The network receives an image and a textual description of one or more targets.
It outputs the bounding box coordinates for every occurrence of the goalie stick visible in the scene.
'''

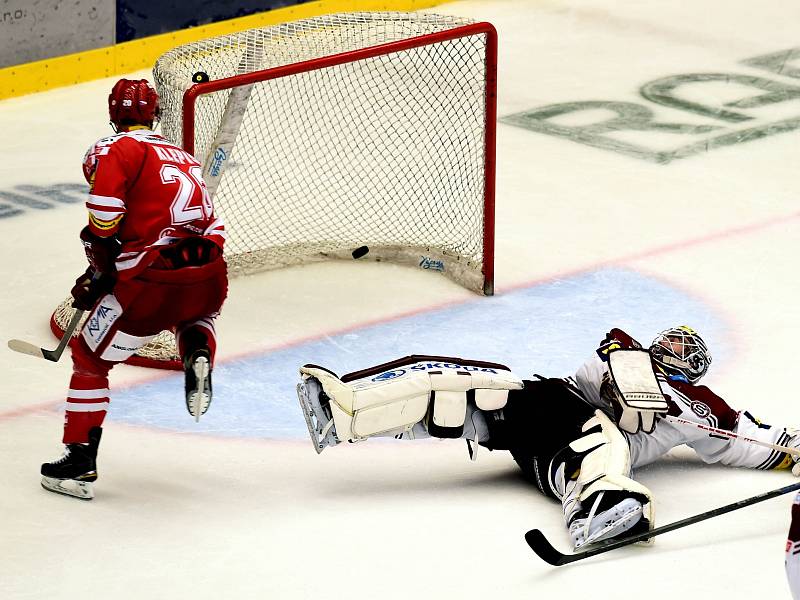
[664,414,800,457]
[525,480,800,566]
[8,306,84,362]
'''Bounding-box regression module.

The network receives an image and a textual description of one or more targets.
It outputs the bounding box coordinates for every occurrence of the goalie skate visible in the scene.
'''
[297,377,339,454]
[569,495,643,550]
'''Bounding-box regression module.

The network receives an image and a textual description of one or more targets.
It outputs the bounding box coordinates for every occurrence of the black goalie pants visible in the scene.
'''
[484,378,598,498]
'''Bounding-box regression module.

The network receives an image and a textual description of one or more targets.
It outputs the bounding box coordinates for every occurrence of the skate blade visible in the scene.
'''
[296,380,338,454]
[41,476,94,500]
[188,357,211,423]
[574,503,643,550]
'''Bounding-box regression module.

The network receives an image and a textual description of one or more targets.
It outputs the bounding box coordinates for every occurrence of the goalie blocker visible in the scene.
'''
[603,348,668,434]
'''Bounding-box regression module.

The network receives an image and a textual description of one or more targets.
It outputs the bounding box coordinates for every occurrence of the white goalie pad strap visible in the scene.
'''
[431,391,467,428]
[474,389,509,411]
[608,349,668,434]
[299,358,523,441]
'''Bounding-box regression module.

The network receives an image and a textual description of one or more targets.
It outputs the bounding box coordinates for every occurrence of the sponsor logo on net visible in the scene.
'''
[209,147,228,177]
[419,256,444,271]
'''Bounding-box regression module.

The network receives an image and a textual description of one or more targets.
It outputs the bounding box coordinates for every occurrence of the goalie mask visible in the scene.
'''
[649,326,711,384]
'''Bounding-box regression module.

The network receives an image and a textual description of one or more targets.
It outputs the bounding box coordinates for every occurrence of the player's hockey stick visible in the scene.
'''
[7,307,84,362]
[525,480,800,566]
[664,414,800,457]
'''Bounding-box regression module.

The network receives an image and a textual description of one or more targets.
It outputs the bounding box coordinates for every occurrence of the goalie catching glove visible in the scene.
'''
[296,355,524,453]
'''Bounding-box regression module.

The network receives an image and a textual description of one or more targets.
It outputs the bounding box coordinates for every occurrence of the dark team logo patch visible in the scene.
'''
[690,401,711,418]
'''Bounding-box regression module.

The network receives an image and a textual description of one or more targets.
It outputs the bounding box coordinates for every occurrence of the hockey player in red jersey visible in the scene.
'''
[297,326,800,550]
[40,79,228,500]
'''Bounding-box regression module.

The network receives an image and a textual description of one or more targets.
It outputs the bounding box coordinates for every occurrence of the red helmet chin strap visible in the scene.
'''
[108,79,160,129]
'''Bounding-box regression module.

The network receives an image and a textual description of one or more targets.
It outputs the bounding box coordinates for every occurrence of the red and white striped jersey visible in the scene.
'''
[82,128,225,279]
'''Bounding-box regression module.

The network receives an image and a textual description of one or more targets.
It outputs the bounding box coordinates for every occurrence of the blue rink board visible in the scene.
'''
[108,267,727,438]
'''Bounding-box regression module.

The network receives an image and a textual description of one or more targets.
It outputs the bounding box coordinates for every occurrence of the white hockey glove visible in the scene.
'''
[787,432,800,476]
[602,349,668,434]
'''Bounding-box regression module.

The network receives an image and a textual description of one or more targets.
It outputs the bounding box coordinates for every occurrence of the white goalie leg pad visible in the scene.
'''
[299,356,523,444]
[551,410,655,549]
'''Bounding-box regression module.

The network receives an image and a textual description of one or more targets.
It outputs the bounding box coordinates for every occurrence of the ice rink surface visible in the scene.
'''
[2,0,800,597]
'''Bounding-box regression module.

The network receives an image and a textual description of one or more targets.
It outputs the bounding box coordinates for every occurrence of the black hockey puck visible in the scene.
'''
[352,246,369,259]
[192,71,210,84]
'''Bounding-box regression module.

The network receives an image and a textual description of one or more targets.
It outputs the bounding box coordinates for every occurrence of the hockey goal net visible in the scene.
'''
[52,11,497,368]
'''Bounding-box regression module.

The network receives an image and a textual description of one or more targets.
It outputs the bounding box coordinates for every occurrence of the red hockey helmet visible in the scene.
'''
[108,79,159,129]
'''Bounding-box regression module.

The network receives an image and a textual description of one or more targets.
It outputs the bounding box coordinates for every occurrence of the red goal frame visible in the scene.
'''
[180,22,498,295]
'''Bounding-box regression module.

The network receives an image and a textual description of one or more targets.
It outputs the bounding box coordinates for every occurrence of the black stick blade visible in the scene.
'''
[524,529,568,566]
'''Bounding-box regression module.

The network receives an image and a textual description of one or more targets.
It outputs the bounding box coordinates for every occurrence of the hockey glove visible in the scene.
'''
[788,433,800,476]
[596,328,643,361]
[71,268,114,310]
[80,225,121,274]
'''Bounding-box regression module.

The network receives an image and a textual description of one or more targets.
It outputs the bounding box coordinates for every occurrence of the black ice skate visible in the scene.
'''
[41,427,102,500]
[185,348,212,422]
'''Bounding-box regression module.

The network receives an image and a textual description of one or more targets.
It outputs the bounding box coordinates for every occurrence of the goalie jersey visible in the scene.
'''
[573,328,797,472]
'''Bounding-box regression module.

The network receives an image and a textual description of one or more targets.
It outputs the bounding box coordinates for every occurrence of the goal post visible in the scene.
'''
[51,12,498,369]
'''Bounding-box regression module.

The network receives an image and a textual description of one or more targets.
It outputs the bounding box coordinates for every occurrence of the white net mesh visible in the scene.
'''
[154,12,493,286]
[53,12,495,366]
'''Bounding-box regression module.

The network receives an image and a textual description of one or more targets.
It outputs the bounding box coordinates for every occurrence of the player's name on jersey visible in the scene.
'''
[152,145,199,166]
[0,183,85,219]
[502,46,800,163]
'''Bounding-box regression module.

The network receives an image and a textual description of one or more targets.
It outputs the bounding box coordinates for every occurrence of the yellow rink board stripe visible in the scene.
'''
[0,0,449,100]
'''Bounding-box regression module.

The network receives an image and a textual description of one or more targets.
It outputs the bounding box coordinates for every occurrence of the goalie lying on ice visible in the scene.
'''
[298,328,800,551]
